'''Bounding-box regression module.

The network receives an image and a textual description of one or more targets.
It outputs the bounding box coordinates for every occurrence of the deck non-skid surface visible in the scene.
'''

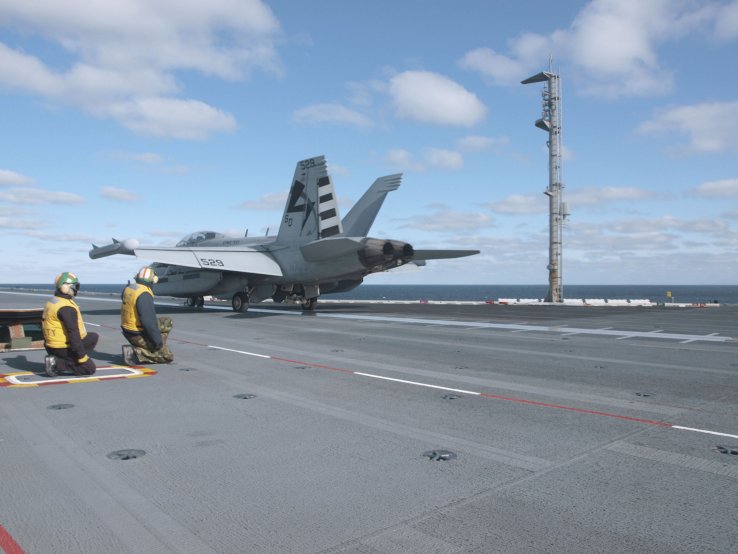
[1,290,737,553]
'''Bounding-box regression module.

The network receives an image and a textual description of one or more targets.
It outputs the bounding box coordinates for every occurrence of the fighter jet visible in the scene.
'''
[89,155,479,311]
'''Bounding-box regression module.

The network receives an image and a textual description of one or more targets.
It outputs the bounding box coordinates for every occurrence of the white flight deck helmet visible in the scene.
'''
[134,266,158,285]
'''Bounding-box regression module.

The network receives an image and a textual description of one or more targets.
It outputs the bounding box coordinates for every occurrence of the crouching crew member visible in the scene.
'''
[121,266,174,364]
[42,272,98,376]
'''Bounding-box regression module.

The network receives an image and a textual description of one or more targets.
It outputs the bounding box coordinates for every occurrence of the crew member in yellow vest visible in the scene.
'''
[42,272,98,377]
[121,266,174,364]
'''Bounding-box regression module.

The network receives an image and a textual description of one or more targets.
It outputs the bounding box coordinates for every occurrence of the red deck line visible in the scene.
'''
[0,523,25,554]
[270,356,354,374]
[479,392,672,426]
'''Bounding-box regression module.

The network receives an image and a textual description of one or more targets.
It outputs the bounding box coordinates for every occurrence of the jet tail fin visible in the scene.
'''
[277,156,342,243]
[341,174,402,237]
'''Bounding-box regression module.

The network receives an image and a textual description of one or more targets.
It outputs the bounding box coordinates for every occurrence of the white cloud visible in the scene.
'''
[637,101,738,154]
[110,151,191,174]
[458,47,531,86]
[398,208,494,232]
[0,0,281,77]
[0,188,84,204]
[713,0,738,40]
[564,0,678,97]
[458,0,719,99]
[0,169,35,186]
[567,186,656,206]
[384,148,465,172]
[0,43,64,95]
[0,0,281,138]
[101,186,140,202]
[693,178,738,197]
[601,215,728,235]
[489,187,655,214]
[490,194,547,215]
[121,152,164,165]
[457,135,510,153]
[292,103,374,128]
[240,192,287,210]
[568,223,679,251]
[388,71,487,127]
[424,148,463,170]
[0,216,45,229]
[25,231,95,242]
[102,97,237,139]
[327,163,351,178]
[345,79,386,108]
[386,149,424,172]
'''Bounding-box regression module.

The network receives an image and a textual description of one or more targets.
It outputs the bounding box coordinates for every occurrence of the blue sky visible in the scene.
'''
[1,0,737,285]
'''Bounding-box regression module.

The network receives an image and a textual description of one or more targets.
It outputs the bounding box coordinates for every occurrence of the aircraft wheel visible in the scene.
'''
[272,290,287,303]
[301,297,317,311]
[232,292,249,312]
[186,296,197,307]
[196,296,205,308]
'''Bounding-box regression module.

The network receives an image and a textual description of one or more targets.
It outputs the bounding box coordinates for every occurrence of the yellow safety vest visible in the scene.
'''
[121,283,154,332]
[42,296,87,348]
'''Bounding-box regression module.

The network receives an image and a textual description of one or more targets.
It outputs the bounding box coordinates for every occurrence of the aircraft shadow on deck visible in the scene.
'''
[85,306,212,317]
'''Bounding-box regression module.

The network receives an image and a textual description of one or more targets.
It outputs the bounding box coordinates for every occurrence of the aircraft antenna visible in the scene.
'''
[522,63,567,303]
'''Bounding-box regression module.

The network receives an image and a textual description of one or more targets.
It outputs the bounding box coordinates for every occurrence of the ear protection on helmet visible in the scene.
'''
[135,266,158,285]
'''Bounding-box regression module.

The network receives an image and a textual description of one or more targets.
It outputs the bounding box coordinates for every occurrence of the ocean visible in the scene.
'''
[3,284,738,305]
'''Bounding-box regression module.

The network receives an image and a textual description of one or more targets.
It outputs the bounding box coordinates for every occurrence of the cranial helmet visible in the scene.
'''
[135,266,158,285]
[55,272,80,296]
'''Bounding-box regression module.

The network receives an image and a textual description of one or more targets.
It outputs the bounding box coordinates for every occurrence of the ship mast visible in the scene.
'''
[522,61,568,302]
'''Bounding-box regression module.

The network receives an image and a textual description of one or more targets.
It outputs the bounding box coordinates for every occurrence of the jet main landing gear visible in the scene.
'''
[232,292,249,312]
[186,296,205,308]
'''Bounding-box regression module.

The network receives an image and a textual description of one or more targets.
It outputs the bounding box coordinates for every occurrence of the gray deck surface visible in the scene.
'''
[1,289,737,553]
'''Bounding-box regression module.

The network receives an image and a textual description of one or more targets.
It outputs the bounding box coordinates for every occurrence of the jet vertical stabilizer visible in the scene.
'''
[341,174,402,237]
[278,156,342,244]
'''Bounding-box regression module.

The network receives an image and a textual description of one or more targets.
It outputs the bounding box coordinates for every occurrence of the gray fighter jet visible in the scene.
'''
[89,155,479,311]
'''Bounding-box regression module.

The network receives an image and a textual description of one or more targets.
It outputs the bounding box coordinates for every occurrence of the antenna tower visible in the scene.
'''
[521,62,568,302]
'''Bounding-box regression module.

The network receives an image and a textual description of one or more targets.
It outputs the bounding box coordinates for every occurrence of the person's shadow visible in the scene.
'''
[92,349,122,365]
[2,349,123,375]
[1,354,43,374]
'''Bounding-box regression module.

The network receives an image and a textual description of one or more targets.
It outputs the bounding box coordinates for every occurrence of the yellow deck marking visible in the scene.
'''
[0,365,157,388]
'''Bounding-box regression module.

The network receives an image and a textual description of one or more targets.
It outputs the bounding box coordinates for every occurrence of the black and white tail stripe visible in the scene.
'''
[317,176,341,237]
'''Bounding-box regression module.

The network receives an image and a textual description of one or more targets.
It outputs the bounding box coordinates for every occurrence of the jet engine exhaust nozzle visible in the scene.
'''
[359,239,414,270]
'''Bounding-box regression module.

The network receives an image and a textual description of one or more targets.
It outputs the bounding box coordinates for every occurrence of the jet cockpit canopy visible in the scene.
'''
[176,231,224,247]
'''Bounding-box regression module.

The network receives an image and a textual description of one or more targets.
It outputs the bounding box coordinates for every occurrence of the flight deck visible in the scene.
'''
[1,289,737,553]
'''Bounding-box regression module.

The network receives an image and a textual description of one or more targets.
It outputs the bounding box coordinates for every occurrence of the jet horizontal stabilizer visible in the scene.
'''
[300,237,363,262]
[412,249,480,260]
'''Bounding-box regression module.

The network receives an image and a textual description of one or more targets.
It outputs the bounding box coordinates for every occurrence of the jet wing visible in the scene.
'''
[134,247,283,276]
[412,249,480,260]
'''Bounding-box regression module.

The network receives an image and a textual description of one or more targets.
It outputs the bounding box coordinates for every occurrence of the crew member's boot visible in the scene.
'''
[44,355,58,377]
[122,345,137,366]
